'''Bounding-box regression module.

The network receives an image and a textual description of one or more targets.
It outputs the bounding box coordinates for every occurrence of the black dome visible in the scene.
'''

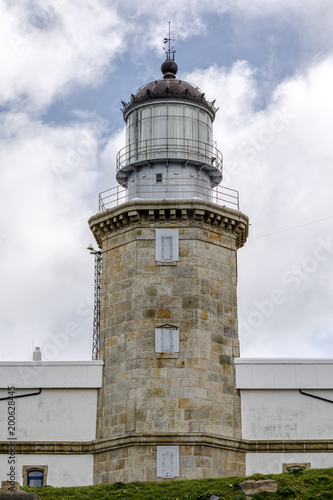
[122,70,218,121]
[136,78,203,100]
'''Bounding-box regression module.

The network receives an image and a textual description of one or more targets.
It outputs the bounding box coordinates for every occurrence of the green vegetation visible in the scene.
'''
[22,467,333,499]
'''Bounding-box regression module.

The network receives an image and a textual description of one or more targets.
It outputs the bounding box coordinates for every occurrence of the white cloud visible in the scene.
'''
[0,111,105,360]
[1,0,331,112]
[101,127,126,188]
[185,56,333,356]
[1,0,333,361]
[0,0,126,110]
[114,0,333,58]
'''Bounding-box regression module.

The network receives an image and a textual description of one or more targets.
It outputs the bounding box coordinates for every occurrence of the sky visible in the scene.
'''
[1,0,333,361]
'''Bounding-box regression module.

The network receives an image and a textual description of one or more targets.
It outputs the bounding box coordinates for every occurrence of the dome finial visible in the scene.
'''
[162,21,178,78]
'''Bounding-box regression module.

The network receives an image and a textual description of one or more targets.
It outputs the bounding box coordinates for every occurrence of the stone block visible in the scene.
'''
[180,456,196,467]
[172,265,194,276]
[224,384,235,395]
[182,296,199,308]
[142,309,156,318]
[240,480,277,498]
[195,456,211,468]
[219,354,232,366]
[157,308,171,318]
[160,296,182,308]
[188,420,199,432]
[114,459,126,471]
[144,388,166,398]
[0,493,41,500]
[184,409,210,421]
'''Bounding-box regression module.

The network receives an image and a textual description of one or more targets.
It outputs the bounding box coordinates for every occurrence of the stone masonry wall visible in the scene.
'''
[89,200,249,482]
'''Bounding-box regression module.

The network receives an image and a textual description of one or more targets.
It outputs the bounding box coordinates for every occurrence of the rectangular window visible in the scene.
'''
[156,173,163,183]
[155,229,179,262]
[155,328,179,353]
[157,446,179,478]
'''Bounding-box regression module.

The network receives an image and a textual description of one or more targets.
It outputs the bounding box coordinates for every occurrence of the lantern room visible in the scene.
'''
[116,57,223,202]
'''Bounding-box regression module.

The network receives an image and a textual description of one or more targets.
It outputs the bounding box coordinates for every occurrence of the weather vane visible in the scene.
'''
[163,21,176,61]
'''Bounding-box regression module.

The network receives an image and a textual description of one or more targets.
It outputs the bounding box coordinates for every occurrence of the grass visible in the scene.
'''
[22,467,333,499]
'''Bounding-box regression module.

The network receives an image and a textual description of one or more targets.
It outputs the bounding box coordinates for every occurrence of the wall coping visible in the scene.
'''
[235,358,333,364]
[0,361,103,389]
[235,358,333,389]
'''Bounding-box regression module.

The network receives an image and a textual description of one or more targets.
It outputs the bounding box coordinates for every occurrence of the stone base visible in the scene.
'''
[93,441,245,483]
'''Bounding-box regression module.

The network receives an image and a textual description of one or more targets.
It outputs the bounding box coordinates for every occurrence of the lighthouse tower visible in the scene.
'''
[89,46,249,482]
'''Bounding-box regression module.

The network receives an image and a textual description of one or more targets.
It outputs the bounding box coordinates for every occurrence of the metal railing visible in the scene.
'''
[98,177,239,212]
[116,138,223,173]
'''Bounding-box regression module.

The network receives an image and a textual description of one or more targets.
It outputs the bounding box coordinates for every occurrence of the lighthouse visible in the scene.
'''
[89,42,249,482]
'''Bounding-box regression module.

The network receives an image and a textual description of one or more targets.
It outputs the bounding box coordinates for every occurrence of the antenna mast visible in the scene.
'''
[92,250,102,360]
[87,244,102,361]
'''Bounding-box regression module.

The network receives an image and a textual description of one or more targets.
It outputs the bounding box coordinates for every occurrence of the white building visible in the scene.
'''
[0,360,102,486]
[236,358,333,475]
[1,357,333,486]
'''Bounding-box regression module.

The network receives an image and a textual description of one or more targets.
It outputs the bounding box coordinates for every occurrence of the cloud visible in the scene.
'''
[184,56,333,356]
[116,0,333,57]
[1,1,332,361]
[1,0,331,113]
[100,127,126,188]
[0,110,106,360]
[0,0,126,110]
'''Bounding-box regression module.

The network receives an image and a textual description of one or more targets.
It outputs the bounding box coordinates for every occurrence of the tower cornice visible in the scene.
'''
[88,199,249,250]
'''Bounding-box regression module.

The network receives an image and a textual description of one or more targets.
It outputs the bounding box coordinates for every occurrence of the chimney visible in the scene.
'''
[33,347,42,361]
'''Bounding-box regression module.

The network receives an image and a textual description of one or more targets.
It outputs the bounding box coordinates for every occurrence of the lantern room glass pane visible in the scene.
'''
[199,122,209,143]
[184,106,198,119]
[140,107,151,119]
[126,112,136,145]
[126,102,214,164]
[152,105,166,117]
[199,109,207,122]
[184,117,198,143]
[140,118,151,141]
[168,104,183,116]
[128,124,136,144]
[168,117,183,138]
[151,116,167,141]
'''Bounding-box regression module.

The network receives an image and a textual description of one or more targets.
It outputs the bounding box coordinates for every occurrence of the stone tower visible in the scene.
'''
[88,51,249,483]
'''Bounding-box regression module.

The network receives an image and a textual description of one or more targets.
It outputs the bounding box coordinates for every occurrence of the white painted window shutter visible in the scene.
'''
[155,329,179,353]
[155,328,162,352]
[171,329,179,352]
[155,229,179,261]
[161,235,173,261]
[157,446,179,477]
